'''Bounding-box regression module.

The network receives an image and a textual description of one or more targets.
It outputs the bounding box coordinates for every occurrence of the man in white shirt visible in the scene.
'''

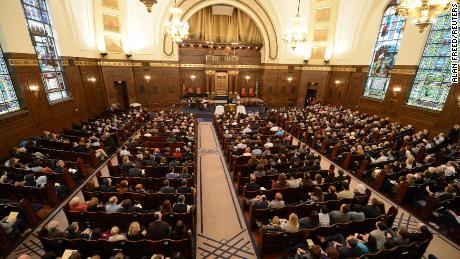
[371,152,388,164]
[264,138,274,149]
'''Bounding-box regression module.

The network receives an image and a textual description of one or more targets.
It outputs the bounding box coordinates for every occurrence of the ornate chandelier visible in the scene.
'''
[139,0,158,13]
[396,0,451,32]
[164,0,189,43]
[283,0,308,51]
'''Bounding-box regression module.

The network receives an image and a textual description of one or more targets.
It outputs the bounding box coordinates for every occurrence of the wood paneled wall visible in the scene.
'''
[0,54,107,159]
[2,51,459,159]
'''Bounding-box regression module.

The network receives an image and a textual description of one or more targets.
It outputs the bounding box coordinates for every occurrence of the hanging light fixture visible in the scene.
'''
[164,0,189,43]
[283,0,308,51]
[396,0,451,33]
[139,0,158,12]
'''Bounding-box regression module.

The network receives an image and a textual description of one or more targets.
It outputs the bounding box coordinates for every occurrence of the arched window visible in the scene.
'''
[0,44,20,115]
[363,3,406,100]
[406,13,451,111]
[21,0,69,103]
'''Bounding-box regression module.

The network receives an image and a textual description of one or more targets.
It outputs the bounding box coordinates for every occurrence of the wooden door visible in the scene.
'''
[215,72,228,96]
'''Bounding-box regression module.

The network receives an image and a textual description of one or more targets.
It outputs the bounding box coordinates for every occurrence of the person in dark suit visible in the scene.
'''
[324,185,338,201]
[335,170,347,182]
[252,195,269,209]
[362,198,381,218]
[329,204,351,224]
[160,179,176,193]
[147,212,171,240]
[338,238,362,259]
[244,174,261,192]
[99,178,117,192]
[407,223,433,242]
[177,179,192,194]
[128,167,142,177]
[447,124,459,144]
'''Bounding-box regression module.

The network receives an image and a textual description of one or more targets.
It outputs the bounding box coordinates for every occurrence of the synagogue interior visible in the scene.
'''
[1,0,460,258]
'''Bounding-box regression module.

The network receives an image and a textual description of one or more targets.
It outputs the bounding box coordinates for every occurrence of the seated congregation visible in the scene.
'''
[211,104,458,258]
[0,107,149,253]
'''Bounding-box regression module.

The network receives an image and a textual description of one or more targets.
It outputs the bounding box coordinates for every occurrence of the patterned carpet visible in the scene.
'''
[195,122,258,259]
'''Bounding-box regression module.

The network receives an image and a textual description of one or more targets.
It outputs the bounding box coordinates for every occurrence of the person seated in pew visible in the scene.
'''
[310,186,325,203]
[69,197,88,212]
[128,166,143,177]
[416,184,456,209]
[146,212,171,240]
[133,183,147,193]
[347,204,365,222]
[107,226,126,241]
[250,195,269,209]
[272,173,289,188]
[172,194,191,213]
[44,220,65,238]
[65,222,91,239]
[269,192,285,209]
[293,244,323,259]
[312,173,324,186]
[166,168,180,179]
[262,216,284,232]
[324,185,338,201]
[159,199,173,215]
[328,204,351,224]
[99,178,117,192]
[337,182,354,199]
[253,164,266,177]
[244,174,261,192]
[0,212,31,237]
[407,223,433,242]
[160,179,176,193]
[177,179,192,194]
[171,220,191,240]
[369,221,388,250]
[117,180,130,193]
[87,197,104,212]
[384,227,410,249]
[335,170,347,182]
[265,162,278,176]
[119,199,143,213]
[299,210,321,229]
[280,213,300,233]
[105,196,122,213]
[127,221,145,241]
[362,198,382,218]
[179,166,192,178]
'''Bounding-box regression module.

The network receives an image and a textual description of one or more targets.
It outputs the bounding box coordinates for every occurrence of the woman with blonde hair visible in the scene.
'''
[108,226,126,241]
[127,221,144,241]
[281,213,299,233]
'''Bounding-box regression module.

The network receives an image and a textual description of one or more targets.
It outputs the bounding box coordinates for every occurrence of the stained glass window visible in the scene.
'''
[21,0,69,103]
[363,4,406,100]
[0,45,21,115]
[406,13,451,111]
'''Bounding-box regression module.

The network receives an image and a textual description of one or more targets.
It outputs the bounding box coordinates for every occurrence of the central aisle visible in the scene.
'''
[196,122,257,259]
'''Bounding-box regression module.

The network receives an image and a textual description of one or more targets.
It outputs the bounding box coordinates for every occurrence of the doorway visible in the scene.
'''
[305,83,318,106]
[114,81,129,110]
[215,72,229,96]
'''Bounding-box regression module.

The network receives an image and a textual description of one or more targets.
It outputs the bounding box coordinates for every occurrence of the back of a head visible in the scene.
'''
[377,221,387,231]
[342,181,349,190]
[178,194,185,203]
[310,245,322,258]
[348,238,358,248]
[320,205,330,214]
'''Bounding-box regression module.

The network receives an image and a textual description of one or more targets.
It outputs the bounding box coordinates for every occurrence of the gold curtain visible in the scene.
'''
[187,6,263,43]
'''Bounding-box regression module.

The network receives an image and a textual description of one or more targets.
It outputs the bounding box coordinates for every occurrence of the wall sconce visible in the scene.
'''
[100,52,107,58]
[457,96,460,107]
[287,77,293,84]
[392,86,402,96]
[303,59,309,64]
[324,59,330,64]
[29,84,39,97]
[245,75,251,82]
[190,75,196,81]
[334,80,342,85]
[144,75,151,82]
[87,77,96,83]
[125,54,132,59]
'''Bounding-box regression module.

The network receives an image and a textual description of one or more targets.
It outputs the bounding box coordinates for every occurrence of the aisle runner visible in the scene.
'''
[196,122,257,259]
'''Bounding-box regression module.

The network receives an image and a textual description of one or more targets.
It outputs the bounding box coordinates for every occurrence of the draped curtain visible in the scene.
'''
[187,6,263,43]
